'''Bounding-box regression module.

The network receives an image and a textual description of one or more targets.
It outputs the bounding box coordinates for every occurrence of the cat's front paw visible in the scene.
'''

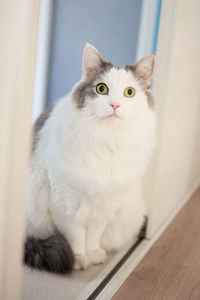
[73,254,90,270]
[88,248,107,265]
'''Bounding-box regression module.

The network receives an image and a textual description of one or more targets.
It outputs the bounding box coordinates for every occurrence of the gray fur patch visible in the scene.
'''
[73,62,113,109]
[124,64,135,73]
[33,106,53,151]
[145,89,155,110]
[73,81,96,109]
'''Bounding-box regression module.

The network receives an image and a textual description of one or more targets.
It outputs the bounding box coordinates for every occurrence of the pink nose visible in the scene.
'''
[110,103,120,111]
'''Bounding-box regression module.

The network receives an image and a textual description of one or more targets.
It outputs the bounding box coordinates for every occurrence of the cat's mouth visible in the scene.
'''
[108,112,120,119]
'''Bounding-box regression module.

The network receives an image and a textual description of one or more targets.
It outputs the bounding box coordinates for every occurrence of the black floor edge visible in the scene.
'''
[87,218,147,300]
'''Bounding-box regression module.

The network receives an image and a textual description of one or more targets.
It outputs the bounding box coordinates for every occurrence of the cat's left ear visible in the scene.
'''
[134,54,156,88]
[82,43,104,79]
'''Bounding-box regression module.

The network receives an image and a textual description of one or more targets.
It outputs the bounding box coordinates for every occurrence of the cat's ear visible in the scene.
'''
[82,44,104,79]
[134,54,156,88]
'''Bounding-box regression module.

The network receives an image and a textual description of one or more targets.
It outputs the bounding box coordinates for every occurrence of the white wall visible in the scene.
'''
[146,0,200,238]
[0,2,39,299]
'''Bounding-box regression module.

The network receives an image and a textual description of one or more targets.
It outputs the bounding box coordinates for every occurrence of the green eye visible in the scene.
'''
[124,87,136,98]
[96,83,108,95]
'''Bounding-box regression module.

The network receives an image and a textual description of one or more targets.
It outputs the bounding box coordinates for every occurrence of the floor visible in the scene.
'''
[22,258,108,300]
[112,187,200,300]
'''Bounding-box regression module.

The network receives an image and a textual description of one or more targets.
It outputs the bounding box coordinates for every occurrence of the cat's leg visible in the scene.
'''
[52,216,90,270]
[101,187,146,252]
[49,189,90,270]
[64,221,89,270]
[86,219,107,265]
[26,168,56,238]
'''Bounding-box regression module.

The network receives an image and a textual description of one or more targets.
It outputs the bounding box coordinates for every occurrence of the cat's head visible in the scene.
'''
[72,44,155,121]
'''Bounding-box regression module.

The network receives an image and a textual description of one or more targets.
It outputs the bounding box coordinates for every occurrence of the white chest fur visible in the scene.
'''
[42,96,156,205]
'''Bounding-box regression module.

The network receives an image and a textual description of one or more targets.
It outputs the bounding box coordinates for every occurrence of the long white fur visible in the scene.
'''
[26,44,157,269]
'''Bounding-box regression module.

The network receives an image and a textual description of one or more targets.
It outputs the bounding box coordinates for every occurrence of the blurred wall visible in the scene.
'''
[146,0,200,238]
[0,2,40,299]
[47,0,143,106]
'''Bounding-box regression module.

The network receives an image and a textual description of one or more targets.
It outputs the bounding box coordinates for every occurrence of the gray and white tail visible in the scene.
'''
[24,233,74,274]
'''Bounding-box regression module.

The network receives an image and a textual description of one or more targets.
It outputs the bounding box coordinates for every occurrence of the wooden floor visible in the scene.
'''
[112,187,200,300]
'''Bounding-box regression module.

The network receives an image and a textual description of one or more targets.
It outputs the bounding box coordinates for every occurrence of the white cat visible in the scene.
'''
[25,44,156,273]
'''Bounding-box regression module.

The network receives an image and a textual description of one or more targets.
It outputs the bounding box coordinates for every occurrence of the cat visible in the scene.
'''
[24,44,156,274]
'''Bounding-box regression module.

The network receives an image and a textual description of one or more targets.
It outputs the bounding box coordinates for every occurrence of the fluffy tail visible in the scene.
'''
[24,233,74,274]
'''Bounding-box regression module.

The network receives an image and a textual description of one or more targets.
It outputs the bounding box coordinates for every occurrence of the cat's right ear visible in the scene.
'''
[82,44,104,79]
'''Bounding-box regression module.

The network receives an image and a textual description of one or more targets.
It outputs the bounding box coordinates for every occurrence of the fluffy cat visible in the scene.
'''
[24,44,156,273]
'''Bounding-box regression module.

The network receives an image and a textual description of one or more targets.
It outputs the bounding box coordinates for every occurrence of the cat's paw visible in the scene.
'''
[88,248,107,265]
[73,254,90,270]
